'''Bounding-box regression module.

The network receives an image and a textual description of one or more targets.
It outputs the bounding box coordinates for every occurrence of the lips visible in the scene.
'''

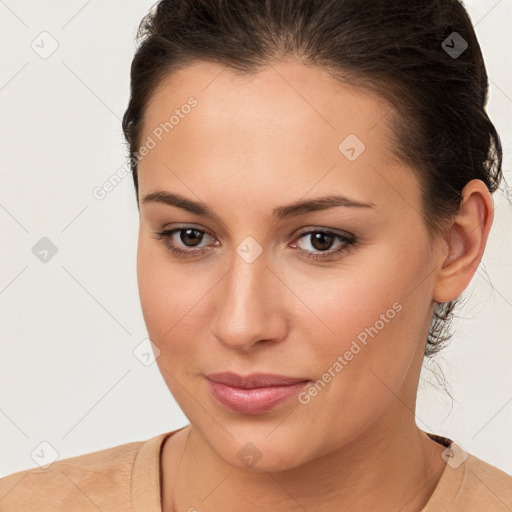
[205,372,310,389]
[205,372,311,415]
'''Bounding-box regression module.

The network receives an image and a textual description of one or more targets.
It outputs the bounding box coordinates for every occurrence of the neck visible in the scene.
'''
[162,405,447,512]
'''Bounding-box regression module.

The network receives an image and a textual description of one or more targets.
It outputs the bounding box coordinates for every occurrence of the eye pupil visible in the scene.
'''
[181,228,203,247]
[311,232,334,251]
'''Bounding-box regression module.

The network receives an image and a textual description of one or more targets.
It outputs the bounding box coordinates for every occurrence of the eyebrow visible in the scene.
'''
[142,191,375,220]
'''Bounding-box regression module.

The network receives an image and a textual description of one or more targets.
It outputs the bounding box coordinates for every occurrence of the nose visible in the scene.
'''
[209,250,288,352]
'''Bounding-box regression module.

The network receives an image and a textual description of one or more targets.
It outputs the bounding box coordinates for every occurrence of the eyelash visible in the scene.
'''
[153,226,356,262]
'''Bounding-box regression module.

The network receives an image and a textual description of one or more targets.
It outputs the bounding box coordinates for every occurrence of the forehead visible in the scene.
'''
[141,58,394,149]
[137,58,420,220]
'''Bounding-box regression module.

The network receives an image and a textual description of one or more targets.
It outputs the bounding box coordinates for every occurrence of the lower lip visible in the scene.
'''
[206,378,311,415]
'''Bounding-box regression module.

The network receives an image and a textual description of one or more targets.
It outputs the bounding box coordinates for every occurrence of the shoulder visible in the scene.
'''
[460,450,512,509]
[0,432,168,512]
[424,439,512,511]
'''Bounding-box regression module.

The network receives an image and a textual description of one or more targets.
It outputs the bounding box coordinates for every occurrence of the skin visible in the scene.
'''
[135,58,494,511]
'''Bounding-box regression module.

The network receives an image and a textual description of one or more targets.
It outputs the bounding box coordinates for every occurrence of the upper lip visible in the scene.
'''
[205,372,310,389]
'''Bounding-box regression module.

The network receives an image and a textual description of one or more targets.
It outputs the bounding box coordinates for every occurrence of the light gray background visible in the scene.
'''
[1,0,511,477]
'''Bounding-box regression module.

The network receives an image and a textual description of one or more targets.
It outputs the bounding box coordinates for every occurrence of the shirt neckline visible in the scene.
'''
[131,427,186,512]
[421,432,468,510]
[131,428,463,511]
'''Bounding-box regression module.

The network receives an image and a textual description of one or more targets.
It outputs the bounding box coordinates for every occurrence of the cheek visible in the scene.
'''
[136,242,200,400]
[136,238,187,348]
[137,240,165,335]
[297,274,407,405]
[300,241,431,390]
[136,236,216,372]
[301,256,406,352]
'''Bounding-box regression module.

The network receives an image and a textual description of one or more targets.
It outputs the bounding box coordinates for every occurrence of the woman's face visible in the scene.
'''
[136,58,442,471]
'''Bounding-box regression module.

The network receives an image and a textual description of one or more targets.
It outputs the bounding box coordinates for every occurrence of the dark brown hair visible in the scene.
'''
[122,0,503,358]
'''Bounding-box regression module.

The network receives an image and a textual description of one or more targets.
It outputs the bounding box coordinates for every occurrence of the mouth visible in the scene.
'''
[205,372,311,415]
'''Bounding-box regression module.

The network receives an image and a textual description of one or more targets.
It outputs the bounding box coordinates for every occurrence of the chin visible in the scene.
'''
[209,431,314,473]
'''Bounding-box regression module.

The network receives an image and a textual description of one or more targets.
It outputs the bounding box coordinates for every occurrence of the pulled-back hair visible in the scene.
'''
[122,0,503,358]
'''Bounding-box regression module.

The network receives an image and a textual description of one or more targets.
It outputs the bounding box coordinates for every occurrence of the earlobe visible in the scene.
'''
[433,179,494,303]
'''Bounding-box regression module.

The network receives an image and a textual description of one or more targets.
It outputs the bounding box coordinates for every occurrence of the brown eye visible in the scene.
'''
[309,232,335,251]
[153,226,215,258]
[293,229,356,261]
[154,225,356,262]
[179,228,205,247]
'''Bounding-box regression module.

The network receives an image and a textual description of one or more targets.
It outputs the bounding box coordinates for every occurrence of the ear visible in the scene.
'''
[433,179,495,304]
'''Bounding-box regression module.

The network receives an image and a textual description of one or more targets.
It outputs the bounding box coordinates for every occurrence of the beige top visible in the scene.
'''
[1,428,511,511]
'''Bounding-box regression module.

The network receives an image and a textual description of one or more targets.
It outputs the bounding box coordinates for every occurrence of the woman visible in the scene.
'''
[1,0,511,510]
